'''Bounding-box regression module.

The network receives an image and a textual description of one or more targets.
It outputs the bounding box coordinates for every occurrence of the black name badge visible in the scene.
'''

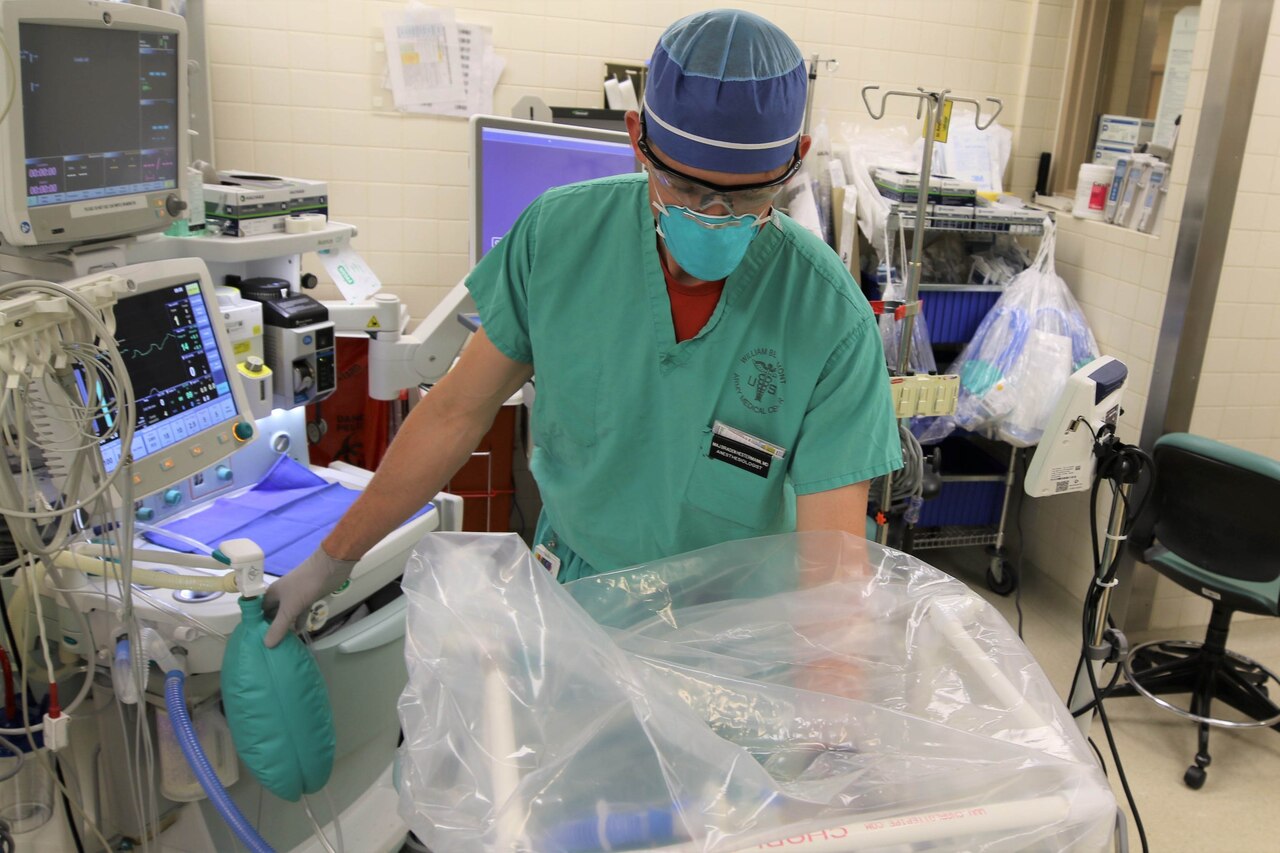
[708,432,773,478]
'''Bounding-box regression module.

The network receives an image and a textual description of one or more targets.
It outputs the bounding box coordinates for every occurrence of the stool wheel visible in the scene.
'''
[1184,764,1207,789]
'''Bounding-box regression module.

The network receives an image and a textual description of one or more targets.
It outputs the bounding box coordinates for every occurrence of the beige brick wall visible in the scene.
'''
[204,0,1068,318]
[1021,0,1279,631]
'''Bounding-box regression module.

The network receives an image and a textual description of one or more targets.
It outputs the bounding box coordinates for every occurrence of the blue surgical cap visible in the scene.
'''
[643,9,807,174]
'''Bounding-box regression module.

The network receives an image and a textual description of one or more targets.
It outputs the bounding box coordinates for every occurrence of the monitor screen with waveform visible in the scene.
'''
[93,280,239,472]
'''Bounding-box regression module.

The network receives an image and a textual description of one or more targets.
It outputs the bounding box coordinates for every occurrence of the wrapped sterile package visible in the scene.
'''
[398,532,1116,852]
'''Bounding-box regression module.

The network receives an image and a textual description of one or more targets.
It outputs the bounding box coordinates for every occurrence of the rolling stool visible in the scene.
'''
[1108,433,1280,789]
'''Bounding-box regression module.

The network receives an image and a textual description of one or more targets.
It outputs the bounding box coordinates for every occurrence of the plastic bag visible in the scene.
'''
[809,119,835,246]
[922,233,970,284]
[932,107,1012,195]
[950,218,1099,446]
[879,311,938,375]
[969,235,1031,287]
[777,120,832,245]
[877,227,938,376]
[398,532,1116,852]
[835,122,919,254]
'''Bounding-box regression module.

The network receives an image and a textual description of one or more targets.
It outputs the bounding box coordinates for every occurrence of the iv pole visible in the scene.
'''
[859,87,1003,545]
[802,55,840,135]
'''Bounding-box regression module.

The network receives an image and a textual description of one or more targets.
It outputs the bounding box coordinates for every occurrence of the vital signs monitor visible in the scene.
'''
[87,259,254,497]
[0,0,189,247]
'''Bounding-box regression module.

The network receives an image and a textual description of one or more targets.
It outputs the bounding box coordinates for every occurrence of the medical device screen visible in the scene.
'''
[479,126,635,258]
[95,282,238,472]
[19,24,179,208]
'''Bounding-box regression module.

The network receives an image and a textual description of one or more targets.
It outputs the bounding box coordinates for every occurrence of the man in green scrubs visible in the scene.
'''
[266,9,901,646]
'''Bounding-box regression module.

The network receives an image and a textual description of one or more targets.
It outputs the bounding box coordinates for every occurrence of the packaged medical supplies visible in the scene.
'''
[398,532,1117,852]
[942,218,1099,447]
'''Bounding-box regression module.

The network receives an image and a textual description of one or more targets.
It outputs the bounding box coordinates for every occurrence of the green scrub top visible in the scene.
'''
[466,173,901,581]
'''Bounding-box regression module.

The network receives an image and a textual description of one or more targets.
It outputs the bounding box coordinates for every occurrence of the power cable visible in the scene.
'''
[1072,433,1153,853]
[55,755,86,853]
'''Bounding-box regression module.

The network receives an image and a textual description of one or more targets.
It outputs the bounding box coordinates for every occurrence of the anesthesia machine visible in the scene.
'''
[0,2,466,851]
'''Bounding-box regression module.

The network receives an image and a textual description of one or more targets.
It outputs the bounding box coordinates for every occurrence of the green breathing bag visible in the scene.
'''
[220,596,336,802]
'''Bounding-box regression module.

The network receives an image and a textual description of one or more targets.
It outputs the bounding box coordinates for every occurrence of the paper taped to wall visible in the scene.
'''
[383,4,465,109]
[400,23,505,118]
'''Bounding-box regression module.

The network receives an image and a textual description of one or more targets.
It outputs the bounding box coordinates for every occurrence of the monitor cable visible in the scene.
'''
[1073,427,1153,853]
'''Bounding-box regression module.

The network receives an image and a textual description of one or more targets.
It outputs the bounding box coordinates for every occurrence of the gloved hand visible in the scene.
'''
[263,546,357,648]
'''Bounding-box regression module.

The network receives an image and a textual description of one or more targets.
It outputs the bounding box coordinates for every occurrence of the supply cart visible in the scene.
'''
[858,86,1061,596]
[884,201,1052,594]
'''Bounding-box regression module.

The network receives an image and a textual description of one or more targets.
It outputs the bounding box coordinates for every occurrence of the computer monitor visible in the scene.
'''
[549,106,628,133]
[84,259,253,497]
[0,0,188,248]
[469,115,638,265]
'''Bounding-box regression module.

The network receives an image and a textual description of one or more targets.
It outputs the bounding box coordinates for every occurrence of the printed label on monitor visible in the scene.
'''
[69,197,146,218]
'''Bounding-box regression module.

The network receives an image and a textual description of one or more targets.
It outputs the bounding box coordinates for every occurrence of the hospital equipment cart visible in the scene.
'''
[882,200,1052,595]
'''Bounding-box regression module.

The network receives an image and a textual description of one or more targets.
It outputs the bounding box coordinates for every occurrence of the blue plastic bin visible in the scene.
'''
[916,435,1007,528]
[917,479,1005,527]
[920,288,1001,345]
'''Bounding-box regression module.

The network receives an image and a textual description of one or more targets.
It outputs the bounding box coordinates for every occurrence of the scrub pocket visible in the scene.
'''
[683,429,785,530]
[536,358,600,453]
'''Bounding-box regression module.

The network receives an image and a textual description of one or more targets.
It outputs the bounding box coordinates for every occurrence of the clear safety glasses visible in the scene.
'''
[637,114,802,215]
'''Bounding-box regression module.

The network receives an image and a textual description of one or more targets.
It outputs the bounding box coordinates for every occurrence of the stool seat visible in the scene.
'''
[1146,545,1280,618]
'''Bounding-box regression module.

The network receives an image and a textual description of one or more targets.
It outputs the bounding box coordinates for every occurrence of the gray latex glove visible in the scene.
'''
[263,546,357,648]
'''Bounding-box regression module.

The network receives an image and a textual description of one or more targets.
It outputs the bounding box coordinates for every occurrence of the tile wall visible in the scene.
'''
[204,1,1273,633]
[204,0,1067,317]
[1018,0,1277,631]
[1188,7,1280,461]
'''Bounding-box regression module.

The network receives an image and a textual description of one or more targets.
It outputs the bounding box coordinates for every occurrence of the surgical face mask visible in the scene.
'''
[652,199,770,282]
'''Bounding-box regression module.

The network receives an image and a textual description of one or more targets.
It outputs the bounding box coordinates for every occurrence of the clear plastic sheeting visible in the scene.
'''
[398,533,1116,852]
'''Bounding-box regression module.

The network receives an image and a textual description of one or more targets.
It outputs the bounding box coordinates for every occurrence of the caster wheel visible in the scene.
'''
[1184,764,1207,789]
[986,561,1017,596]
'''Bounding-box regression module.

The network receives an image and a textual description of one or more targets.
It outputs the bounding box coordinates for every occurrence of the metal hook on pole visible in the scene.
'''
[802,55,841,136]
[861,86,957,124]
[947,95,1005,130]
[860,85,896,120]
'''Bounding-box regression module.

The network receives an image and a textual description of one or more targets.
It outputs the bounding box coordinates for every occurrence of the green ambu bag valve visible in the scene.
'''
[221,596,336,802]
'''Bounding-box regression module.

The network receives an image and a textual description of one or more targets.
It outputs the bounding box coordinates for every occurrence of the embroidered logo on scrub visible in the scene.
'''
[733,347,787,414]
